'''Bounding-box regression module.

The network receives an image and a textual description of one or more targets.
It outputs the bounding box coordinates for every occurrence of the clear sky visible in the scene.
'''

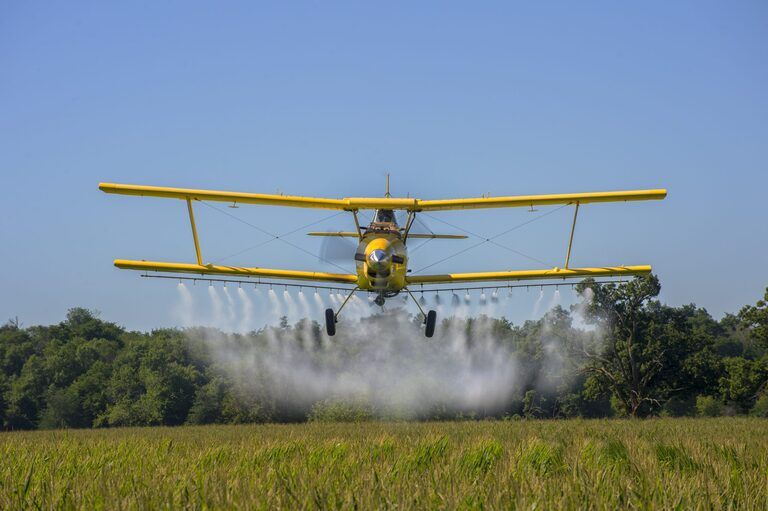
[1,1,767,331]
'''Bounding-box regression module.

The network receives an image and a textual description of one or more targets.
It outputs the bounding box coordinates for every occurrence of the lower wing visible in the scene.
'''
[406,265,651,285]
[113,259,358,284]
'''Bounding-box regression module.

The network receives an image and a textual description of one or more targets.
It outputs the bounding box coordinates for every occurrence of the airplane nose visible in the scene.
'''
[369,249,389,265]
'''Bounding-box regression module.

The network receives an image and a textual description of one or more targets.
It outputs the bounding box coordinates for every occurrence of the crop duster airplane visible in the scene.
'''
[100,178,666,337]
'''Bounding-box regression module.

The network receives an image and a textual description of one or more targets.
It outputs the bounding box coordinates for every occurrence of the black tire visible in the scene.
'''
[425,310,437,338]
[325,308,336,336]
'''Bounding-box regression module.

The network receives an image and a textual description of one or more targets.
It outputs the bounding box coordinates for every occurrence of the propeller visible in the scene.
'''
[319,235,359,263]
[317,212,368,263]
[317,212,445,264]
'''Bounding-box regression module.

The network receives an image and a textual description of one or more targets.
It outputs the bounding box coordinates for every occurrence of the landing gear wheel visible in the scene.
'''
[425,310,437,338]
[325,308,336,336]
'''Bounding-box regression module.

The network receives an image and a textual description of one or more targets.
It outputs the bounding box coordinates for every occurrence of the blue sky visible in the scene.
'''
[1,1,766,330]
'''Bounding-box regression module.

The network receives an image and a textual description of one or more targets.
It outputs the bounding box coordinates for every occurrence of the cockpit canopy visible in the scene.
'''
[374,209,396,224]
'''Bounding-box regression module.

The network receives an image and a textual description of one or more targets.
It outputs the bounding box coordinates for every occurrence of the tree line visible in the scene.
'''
[1,275,767,429]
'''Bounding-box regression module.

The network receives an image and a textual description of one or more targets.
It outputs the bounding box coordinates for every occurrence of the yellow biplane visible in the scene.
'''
[99,177,666,337]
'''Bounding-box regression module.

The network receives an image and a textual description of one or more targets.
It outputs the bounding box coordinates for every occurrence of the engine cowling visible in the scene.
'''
[355,236,407,291]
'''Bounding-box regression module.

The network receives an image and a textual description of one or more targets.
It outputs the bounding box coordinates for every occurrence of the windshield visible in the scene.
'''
[375,209,395,223]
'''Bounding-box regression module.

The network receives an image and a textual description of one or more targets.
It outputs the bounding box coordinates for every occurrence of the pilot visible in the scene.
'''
[375,209,395,223]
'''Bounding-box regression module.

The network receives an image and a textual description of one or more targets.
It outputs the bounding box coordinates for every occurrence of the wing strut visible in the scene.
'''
[186,199,203,265]
[564,202,580,269]
[352,210,363,240]
[403,211,416,242]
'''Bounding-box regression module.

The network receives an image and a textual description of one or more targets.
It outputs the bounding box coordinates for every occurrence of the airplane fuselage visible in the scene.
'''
[354,210,409,294]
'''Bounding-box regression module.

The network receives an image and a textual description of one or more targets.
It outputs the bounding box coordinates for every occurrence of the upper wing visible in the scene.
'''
[100,183,666,211]
[99,183,417,210]
[114,259,358,284]
[100,183,354,210]
[406,265,651,285]
[415,189,667,211]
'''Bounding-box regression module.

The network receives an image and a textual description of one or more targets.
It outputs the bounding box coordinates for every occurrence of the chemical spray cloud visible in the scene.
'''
[174,283,593,418]
[538,286,599,387]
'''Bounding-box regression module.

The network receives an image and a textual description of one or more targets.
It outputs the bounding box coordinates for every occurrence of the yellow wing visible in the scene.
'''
[99,183,418,210]
[406,265,651,285]
[415,190,667,211]
[100,183,666,211]
[114,259,357,284]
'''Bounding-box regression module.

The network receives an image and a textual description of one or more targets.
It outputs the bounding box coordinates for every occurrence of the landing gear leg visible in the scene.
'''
[325,287,357,336]
[405,288,437,338]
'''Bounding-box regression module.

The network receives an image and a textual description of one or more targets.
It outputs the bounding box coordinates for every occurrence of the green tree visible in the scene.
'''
[718,357,768,412]
[187,376,229,424]
[575,275,666,417]
[522,390,544,418]
[0,321,36,377]
[0,373,8,427]
[575,277,722,417]
[61,308,123,344]
[750,393,768,417]
[39,387,80,429]
[69,361,113,427]
[695,395,723,417]
[98,330,202,427]
[5,355,48,429]
[739,287,768,352]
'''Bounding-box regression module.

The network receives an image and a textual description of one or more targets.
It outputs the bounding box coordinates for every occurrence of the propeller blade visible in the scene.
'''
[319,235,358,262]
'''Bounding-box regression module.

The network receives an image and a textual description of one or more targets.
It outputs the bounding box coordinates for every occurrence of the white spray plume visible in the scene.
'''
[267,289,282,323]
[571,286,595,331]
[174,283,194,327]
[236,286,254,334]
[547,288,561,311]
[207,285,225,328]
[532,288,545,318]
[174,285,581,418]
[221,286,237,325]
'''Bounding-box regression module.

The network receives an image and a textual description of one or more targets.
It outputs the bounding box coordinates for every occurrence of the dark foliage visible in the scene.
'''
[1,279,767,429]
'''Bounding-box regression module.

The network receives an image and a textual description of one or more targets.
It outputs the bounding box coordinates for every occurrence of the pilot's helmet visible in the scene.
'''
[376,209,395,223]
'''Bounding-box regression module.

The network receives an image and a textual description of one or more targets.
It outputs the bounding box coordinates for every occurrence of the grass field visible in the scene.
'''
[1,419,767,510]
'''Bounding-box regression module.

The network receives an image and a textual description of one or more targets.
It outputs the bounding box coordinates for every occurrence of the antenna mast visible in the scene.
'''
[385,173,391,198]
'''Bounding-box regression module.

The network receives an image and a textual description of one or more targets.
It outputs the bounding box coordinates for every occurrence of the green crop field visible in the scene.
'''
[1,419,766,510]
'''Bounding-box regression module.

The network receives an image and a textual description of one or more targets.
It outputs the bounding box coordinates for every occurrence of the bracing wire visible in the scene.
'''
[197,198,570,275]
[408,235,435,254]
[211,211,346,264]
[412,215,435,235]
[414,204,570,273]
[198,201,351,273]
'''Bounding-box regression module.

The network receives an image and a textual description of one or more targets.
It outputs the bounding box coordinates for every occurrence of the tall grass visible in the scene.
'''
[0,418,766,509]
